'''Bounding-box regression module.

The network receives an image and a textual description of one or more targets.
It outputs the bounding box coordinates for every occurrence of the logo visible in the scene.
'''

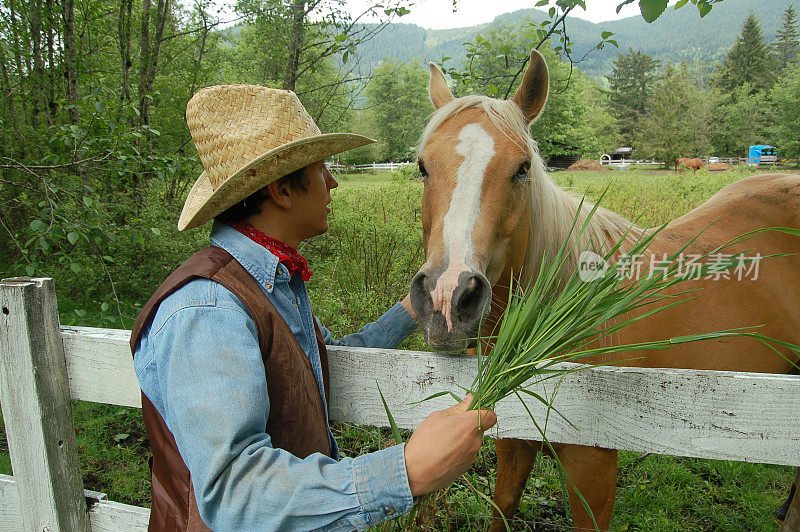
[578,250,608,282]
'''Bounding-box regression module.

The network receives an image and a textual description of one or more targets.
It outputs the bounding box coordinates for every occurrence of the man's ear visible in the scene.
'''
[266,180,292,210]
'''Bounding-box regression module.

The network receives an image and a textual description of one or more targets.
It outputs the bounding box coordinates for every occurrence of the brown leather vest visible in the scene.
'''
[130,246,332,531]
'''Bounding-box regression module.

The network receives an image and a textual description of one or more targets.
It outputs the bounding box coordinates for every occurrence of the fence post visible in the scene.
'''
[0,277,89,531]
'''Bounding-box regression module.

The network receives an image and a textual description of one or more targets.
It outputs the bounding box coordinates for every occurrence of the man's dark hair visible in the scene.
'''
[216,165,309,223]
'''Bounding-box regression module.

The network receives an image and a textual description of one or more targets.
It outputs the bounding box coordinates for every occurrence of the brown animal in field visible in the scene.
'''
[676,157,704,173]
[410,49,800,531]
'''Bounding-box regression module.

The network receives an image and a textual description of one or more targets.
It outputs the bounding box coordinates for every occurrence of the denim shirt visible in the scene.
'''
[134,221,418,531]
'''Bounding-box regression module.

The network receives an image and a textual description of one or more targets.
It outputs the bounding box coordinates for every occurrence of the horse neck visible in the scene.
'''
[522,164,638,286]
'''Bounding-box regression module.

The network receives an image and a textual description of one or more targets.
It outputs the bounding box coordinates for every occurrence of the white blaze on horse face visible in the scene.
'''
[430,123,495,332]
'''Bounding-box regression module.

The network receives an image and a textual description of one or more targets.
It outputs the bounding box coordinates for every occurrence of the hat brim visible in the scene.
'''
[178,132,374,231]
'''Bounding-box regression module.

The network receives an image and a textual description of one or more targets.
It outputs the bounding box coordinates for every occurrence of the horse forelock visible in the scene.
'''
[417,95,535,158]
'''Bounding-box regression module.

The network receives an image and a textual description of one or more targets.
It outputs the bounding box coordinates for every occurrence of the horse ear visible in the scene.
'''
[429,62,454,109]
[512,50,549,124]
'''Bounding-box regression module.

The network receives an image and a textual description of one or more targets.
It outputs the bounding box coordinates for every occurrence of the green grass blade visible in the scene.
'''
[377,381,403,445]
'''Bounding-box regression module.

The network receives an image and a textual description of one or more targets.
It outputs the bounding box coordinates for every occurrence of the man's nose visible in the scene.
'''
[325,167,339,190]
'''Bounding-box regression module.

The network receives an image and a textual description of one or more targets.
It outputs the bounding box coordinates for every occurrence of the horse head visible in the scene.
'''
[410,50,549,352]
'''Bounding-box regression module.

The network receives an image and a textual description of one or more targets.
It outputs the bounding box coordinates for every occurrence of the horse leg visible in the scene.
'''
[779,467,800,531]
[489,438,540,532]
[556,444,618,531]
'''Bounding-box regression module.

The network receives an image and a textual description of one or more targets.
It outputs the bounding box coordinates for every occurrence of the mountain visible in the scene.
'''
[350,0,797,79]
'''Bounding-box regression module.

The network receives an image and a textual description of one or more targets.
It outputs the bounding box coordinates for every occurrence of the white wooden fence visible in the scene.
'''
[328,162,412,173]
[2,277,800,530]
[599,158,664,167]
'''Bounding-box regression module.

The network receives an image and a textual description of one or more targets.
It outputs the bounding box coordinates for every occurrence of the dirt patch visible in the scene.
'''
[707,162,733,171]
[567,159,609,172]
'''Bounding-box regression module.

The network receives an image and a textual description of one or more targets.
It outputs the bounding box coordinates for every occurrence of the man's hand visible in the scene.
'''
[404,395,497,496]
[401,293,416,321]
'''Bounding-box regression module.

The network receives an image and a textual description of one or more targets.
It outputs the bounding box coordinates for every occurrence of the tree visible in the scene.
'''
[773,4,800,74]
[709,84,771,157]
[717,13,776,94]
[606,49,661,146]
[365,59,430,162]
[770,62,800,157]
[637,64,713,165]
[228,0,409,128]
[62,0,80,126]
[446,21,620,161]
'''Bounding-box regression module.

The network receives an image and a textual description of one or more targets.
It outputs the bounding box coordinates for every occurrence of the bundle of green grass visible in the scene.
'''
[468,198,800,414]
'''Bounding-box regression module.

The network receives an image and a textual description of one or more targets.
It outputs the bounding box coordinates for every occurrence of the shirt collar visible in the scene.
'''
[209,220,288,293]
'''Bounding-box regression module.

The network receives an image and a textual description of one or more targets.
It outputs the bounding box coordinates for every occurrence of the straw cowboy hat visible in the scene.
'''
[178,85,374,231]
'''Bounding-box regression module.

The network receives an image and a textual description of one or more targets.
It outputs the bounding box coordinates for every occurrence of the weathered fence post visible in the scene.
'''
[0,277,89,531]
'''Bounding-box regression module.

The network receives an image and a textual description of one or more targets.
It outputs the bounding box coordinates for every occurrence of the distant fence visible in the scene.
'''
[2,277,800,530]
[599,158,664,167]
[328,162,412,173]
[599,157,793,168]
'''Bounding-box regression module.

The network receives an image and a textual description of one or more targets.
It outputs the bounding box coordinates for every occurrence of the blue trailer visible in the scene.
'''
[748,145,779,166]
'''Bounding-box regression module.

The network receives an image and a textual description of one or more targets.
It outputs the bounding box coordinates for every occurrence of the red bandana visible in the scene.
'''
[228,222,313,281]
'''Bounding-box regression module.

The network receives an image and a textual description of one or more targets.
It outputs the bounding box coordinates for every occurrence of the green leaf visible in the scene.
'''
[601,31,614,39]
[616,0,635,13]
[67,232,79,244]
[639,0,668,22]
[25,264,35,276]
[674,0,690,8]
[151,227,162,236]
[112,433,129,442]
[377,382,403,445]
[342,51,349,64]
[536,0,548,5]
[70,263,82,274]
[30,219,47,233]
[31,219,47,233]
[697,0,712,17]
[39,237,51,253]
[94,101,105,112]
[101,302,110,312]
[74,309,86,317]
[83,196,93,208]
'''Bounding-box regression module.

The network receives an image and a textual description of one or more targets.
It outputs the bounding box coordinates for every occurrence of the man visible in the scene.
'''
[131,84,496,531]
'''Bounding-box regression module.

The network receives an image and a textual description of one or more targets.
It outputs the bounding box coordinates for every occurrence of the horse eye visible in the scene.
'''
[514,161,530,181]
[418,160,429,178]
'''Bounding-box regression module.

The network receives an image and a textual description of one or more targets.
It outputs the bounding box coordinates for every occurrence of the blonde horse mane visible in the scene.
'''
[417,94,641,283]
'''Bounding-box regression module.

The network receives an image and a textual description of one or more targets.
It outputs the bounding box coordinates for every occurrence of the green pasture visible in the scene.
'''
[1,166,795,530]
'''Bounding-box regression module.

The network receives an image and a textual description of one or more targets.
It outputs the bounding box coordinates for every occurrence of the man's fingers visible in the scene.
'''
[447,395,497,430]
[476,409,497,430]
[448,394,474,414]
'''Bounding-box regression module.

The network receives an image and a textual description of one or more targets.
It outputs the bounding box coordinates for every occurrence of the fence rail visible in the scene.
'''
[2,277,800,530]
[599,158,664,167]
[328,162,412,173]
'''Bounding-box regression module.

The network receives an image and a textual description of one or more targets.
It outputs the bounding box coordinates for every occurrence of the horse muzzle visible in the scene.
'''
[410,267,492,352]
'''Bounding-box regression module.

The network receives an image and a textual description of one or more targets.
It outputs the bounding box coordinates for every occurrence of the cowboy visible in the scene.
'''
[131,85,496,531]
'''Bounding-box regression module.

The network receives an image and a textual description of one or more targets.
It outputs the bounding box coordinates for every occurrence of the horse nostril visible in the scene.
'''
[410,271,431,317]
[455,274,490,323]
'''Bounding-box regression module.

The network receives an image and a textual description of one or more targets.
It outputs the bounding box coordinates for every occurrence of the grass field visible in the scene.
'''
[1,166,797,530]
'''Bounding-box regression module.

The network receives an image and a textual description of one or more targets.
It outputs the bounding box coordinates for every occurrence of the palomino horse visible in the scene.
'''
[409,50,800,531]
[676,157,704,173]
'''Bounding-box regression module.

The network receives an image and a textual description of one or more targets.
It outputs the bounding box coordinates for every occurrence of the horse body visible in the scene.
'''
[410,51,800,530]
[492,172,800,530]
[676,157,704,173]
